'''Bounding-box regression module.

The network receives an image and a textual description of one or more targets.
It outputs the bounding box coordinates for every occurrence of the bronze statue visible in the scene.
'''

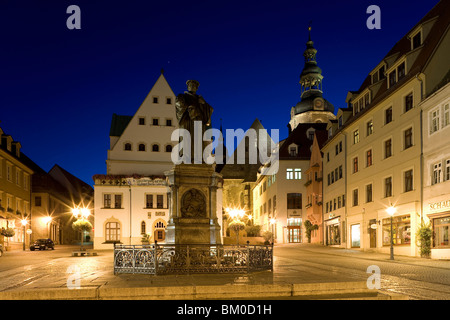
[175,80,213,163]
[175,80,213,137]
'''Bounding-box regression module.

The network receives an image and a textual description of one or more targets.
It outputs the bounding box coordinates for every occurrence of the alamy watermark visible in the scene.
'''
[366,265,381,289]
[170,121,280,176]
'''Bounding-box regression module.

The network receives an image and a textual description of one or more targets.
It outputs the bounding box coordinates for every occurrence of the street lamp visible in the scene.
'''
[226,207,246,245]
[72,207,91,250]
[386,205,397,260]
[21,219,27,251]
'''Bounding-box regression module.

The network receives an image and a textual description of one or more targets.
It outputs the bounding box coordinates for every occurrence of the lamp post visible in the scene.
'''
[21,219,27,251]
[386,205,397,260]
[72,208,90,250]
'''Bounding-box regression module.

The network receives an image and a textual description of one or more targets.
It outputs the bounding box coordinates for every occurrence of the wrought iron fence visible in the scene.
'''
[114,242,273,275]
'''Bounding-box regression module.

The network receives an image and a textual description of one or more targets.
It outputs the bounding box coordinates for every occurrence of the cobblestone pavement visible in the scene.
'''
[0,244,449,299]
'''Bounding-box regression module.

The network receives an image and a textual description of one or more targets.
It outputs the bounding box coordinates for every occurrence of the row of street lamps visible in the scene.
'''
[18,207,90,251]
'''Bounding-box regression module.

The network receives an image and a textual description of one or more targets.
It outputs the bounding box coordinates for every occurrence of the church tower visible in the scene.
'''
[288,27,336,132]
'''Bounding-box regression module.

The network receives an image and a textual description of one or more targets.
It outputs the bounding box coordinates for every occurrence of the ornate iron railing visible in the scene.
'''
[113,242,273,275]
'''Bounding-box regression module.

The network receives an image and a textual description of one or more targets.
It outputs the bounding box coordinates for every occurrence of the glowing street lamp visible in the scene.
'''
[72,207,91,250]
[226,207,247,245]
[386,205,397,260]
[21,219,27,251]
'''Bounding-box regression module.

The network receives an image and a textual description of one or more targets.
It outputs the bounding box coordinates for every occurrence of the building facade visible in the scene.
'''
[0,127,33,251]
[323,0,450,257]
[422,82,450,259]
[93,72,178,249]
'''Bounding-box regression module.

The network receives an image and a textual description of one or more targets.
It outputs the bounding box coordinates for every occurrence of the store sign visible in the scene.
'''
[429,200,450,211]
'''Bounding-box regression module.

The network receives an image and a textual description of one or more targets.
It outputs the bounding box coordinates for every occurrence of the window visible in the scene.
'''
[353,130,359,144]
[104,194,111,208]
[339,165,343,179]
[105,222,120,242]
[385,107,393,124]
[389,70,397,87]
[152,144,159,152]
[294,168,302,180]
[165,145,172,152]
[157,195,164,209]
[339,141,342,152]
[366,149,373,167]
[366,184,373,203]
[153,97,158,103]
[154,221,166,242]
[412,32,421,49]
[141,221,146,234]
[338,116,343,128]
[290,147,297,157]
[166,119,172,126]
[404,93,413,112]
[404,128,413,149]
[166,98,172,104]
[379,65,386,80]
[35,196,42,207]
[351,224,361,248]
[353,157,359,173]
[146,194,153,208]
[446,159,450,181]
[384,139,392,158]
[287,193,302,209]
[432,162,442,185]
[286,168,293,180]
[138,144,146,151]
[152,118,159,126]
[6,164,11,181]
[385,177,392,198]
[433,216,450,248]
[382,215,411,245]
[138,117,145,125]
[404,169,413,192]
[444,104,450,128]
[273,195,276,213]
[114,194,122,208]
[397,62,406,80]
[366,120,373,136]
[335,144,339,155]
[430,108,440,134]
[124,143,132,151]
[352,189,358,207]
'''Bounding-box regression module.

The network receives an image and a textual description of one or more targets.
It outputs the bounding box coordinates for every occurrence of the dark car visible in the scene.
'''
[30,239,55,251]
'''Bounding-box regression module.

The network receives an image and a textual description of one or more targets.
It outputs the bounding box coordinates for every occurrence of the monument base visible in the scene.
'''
[165,164,222,245]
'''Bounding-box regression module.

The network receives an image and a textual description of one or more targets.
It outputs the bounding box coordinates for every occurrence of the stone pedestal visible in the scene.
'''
[165,164,223,245]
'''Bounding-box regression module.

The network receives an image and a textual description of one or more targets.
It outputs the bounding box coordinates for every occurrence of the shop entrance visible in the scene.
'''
[288,227,301,243]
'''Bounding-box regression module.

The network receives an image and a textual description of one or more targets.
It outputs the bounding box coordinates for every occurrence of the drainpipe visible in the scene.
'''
[416,73,424,223]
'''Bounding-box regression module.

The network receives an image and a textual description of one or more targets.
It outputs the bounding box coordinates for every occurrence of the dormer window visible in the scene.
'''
[371,64,386,84]
[388,60,407,88]
[412,31,422,50]
[398,62,406,80]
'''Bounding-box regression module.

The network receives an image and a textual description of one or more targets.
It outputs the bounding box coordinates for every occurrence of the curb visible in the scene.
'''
[0,281,386,300]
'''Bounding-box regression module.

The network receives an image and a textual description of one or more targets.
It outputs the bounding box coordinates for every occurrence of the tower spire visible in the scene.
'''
[299,24,323,97]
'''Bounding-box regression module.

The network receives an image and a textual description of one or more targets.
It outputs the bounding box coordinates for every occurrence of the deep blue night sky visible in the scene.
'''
[0,0,438,186]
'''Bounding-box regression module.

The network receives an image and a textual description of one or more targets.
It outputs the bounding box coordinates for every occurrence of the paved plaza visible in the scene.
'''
[0,243,449,300]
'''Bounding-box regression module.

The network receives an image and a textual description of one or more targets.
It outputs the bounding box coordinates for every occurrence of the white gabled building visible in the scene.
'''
[93,71,178,249]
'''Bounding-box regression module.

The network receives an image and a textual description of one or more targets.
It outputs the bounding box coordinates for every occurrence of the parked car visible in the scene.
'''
[30,239,55,251]
[0,244,3,257]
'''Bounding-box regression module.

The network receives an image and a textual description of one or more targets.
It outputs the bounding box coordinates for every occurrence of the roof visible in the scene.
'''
[278,122,328,160]
[330,0,450,141]
[109,113,133,137]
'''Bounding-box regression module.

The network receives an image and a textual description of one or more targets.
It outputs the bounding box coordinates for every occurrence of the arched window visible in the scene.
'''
[165,145,172,152]
[138,143,146,151]
[152,144,159,152]
[141,221,146,234]
[124,143,132,151]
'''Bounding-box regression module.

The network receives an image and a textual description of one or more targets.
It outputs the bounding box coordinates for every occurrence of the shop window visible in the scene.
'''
[382,215,411,246]
[433,216,450,248]
[351,224,360,248]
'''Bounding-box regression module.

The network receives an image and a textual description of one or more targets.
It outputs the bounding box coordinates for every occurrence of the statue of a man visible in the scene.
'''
[175,80,213,162]
[175,80,213,134]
